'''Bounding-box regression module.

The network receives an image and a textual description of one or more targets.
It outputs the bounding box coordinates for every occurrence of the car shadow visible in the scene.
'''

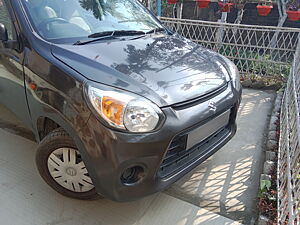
[0,104,35,141]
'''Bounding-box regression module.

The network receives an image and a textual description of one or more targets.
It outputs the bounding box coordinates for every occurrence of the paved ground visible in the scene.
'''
[165,89,275,224]
[0,89,275,225]
[0,126,240,225]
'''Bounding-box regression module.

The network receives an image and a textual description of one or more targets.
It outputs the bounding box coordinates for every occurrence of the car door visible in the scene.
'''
[0,0,32,128]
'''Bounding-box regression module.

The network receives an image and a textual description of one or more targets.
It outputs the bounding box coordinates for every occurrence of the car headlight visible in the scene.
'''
[221,56,241,90]
[228,61,241,90]
[86,84,164,133]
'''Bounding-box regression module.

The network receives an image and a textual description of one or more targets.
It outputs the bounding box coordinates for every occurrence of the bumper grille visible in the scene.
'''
[158,115,233,178]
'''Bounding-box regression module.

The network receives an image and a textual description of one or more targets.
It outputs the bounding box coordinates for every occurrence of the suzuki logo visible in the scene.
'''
[208,101,217,112]
[66,167,77,176]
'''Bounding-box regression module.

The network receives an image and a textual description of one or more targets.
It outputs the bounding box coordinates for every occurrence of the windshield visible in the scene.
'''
[21,0,163,42]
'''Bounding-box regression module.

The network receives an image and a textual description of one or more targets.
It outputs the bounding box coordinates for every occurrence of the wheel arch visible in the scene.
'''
[33,113,99,192]
[37,116,61,141]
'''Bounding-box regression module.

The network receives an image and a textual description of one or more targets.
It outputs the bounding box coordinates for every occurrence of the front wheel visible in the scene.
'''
[35,128,100,200]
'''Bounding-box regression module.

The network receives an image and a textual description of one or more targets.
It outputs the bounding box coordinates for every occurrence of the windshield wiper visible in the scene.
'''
[73,28,166,45]
[88,30,146,39]
[73,35,118,45]
[129,27,167,41]
[74,30,147,45]
[145,27,166,34]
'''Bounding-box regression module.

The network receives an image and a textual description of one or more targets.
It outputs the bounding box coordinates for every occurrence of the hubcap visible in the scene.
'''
[47,148,94,193]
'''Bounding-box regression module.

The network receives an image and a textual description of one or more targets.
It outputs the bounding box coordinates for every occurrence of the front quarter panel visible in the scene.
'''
[22,43,105,189]
[23,44,90,137]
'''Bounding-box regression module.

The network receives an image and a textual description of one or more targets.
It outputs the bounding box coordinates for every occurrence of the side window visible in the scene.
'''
[0,0,16,40]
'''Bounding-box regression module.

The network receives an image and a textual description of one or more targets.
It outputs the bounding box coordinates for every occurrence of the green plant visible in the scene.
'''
[217,45,291,84]
[260,179,271,192]
[258,179,276,201]
[258,179,276,220]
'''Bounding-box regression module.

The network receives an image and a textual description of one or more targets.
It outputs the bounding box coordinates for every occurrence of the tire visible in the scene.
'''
[35,128,100,200]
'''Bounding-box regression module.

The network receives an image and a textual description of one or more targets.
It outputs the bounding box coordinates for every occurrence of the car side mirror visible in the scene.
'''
[0,23,8,42]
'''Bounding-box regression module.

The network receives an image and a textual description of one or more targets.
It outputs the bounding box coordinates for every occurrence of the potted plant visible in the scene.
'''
[196,0,210,8]
[167,0,177,4]
[287,2,300,21]
[256,1,273,16]
[218,1,233,12]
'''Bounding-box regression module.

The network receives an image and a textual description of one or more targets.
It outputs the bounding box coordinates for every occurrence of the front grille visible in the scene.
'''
[170,83,228,110]
[158,125,231,178]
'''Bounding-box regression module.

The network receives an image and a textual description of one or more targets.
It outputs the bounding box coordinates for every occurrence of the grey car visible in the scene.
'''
[0,0,241,201]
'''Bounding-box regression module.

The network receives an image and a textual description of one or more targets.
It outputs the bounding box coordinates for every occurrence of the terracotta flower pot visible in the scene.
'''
[196,0,210,8]
[287,10,300,21]
[167,0,177,4]
[256,5,273,16]
[218,2,233,12]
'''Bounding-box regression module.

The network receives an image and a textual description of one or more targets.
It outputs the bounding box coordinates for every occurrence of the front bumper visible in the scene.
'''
[80,84,241,201]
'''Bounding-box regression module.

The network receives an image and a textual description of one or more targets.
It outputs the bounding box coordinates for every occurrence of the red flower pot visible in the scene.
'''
[256,5,273,16]
[218,2,233,12]
[167,0,177,4]
[196,0,210,8]
[287,10,300,21]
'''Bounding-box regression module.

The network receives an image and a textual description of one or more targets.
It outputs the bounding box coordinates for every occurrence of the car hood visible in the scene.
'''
[51,34,229,107]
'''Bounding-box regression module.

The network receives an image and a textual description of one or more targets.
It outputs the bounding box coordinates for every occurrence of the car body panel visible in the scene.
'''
[51,34,229,107]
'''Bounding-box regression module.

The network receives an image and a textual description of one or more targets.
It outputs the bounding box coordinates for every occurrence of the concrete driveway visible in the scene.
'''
[0,89,274,225]
[165,89,275,224]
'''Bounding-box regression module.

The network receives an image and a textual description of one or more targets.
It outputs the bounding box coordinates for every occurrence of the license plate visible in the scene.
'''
[186,110,230,150]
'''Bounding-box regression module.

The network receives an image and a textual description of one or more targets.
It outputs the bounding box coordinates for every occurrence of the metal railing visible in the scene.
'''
[278,37,300,225]
[160,17,300,82]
